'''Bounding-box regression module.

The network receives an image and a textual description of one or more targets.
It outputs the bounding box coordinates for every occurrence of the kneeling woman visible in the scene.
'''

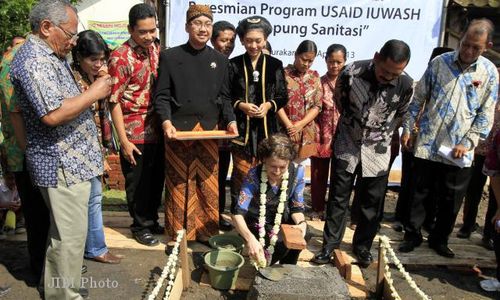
[232,134,307,267]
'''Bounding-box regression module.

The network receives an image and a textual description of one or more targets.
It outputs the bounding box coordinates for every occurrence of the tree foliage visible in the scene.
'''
[0,0,80,51]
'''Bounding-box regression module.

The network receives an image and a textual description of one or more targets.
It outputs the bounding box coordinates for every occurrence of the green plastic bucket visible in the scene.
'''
[204,250,244,290]
[208,234,245,253]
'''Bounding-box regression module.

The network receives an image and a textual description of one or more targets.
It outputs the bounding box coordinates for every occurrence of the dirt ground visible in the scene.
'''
[0,186,499,299]
[362,188,498,300]
[181,186,500,300]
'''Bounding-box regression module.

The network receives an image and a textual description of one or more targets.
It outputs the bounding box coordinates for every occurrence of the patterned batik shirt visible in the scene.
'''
[233,163,305,241]
[9,34,102,187]
[403,51,499,167]
[0,43,24,172]
[283,65,323,147]
[475,99,500,156]
[108,38,160,144]
[313,74,341,158]
[334,59,413,177]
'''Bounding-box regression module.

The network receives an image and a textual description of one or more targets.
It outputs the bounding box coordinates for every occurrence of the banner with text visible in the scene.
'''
[88,20,130,49]
[168,0,443,79]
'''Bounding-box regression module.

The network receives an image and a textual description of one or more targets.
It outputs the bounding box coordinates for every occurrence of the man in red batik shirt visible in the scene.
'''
[108,3,165,246]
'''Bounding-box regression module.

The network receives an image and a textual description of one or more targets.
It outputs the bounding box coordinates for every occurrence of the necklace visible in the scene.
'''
[253,165,289,268]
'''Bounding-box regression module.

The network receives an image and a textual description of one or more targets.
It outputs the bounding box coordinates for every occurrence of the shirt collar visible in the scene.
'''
[28,34,60,59]
[183,41,208,55]
[453,50,479,72]
[243,52,264,68]
[360,60,398,87]
[128,38,154,57]
[286,64,305,78]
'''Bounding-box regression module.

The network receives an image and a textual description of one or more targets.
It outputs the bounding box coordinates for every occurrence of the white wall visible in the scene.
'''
[76,0,143,31]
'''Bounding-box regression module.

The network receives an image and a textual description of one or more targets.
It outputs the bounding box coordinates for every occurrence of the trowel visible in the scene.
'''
[258,264,293,281]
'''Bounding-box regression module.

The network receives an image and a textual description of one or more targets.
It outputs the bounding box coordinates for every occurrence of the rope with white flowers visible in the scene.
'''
[148,230,184,300]
[379,236,431,300]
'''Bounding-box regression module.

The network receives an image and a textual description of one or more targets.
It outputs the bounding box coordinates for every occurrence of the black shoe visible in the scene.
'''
[481,237,494,251]
[219,218,233,231]
[133,230,159,246]
[398,239,422,253]
[429,243,455,258]
[392,221,403,232]
[456,228,471,239]
[312,248,334,264]
[353,248,373,268]
[81,265,87,274]
[149,224,165,235]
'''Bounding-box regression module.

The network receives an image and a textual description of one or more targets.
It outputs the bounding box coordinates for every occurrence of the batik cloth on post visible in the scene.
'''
[164,123,219,241]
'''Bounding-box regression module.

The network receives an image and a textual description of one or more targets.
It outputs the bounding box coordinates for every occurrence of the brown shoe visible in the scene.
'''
[92,252,122,264]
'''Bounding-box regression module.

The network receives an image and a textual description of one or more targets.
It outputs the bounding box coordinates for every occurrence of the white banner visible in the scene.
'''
[168,0,443,80]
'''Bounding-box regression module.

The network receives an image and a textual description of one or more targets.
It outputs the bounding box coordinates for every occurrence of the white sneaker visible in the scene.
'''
[480,279,500,292]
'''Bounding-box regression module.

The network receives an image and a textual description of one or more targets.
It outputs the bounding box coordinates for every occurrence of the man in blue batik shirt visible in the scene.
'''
[400,18,499,258]
[10,1,111,298]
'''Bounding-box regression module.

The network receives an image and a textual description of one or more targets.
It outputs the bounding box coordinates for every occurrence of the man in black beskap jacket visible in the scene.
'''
[154,4,237,242]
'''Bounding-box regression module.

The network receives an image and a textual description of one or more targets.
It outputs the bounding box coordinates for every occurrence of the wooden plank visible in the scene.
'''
[101,214,496,268]
[346,265,367,299]
[281,224,306,250]
[174,130,238,141]
[333,249,351,280]
[339,242,496,269]
[103,227,168,251]
[390,244,496,268]
[168,268,183,300]
[179,230,190,290]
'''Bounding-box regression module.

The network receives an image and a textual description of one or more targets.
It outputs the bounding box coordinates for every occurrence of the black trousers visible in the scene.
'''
[461,154,487,232]
[14,159,49,282]
[218,149,231,214]
[322,158,389,251]
[120,143,165,232]
[351,149,397,225]
[404,158,472,244]
[395,150,414,224]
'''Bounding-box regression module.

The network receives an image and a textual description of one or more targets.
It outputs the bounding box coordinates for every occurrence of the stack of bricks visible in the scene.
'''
[106,154,125,190]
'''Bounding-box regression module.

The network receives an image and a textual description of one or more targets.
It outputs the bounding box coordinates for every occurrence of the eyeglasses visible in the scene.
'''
[190,21,213,30]
[56,25,78,42]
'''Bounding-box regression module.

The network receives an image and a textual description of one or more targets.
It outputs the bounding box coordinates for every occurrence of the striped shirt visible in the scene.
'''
[403,51,499,167]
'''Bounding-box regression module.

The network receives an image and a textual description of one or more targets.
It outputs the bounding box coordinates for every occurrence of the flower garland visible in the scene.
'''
[253,165,289,269]
[148,230,184,300]
[379,236,431,300]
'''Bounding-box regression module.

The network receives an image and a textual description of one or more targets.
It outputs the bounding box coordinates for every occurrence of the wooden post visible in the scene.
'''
[179,230,190,290]
[376,238,386,298]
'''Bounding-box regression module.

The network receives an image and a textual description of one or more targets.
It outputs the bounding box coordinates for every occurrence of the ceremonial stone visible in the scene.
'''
[247,264,349,300]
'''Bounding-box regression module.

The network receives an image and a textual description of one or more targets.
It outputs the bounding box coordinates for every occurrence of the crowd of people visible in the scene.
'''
[0,0,499,299]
